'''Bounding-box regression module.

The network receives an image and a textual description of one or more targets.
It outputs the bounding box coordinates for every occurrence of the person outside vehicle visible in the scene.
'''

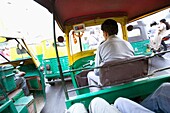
[66,82,170,113]
[87,19,134,92]
[148,19,170,53]
[158,19,170,51]
[148,21,159,52]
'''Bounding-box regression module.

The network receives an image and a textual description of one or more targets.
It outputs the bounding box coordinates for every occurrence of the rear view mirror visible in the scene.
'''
[53,36,65,47]
[16,44,26,54]
[127,25,134,31]
[58,36,64,43]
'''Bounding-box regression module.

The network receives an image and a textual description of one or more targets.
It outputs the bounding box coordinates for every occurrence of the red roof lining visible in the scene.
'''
[34,0,170,31]
[64,12,127,26]
[55,0,170,23]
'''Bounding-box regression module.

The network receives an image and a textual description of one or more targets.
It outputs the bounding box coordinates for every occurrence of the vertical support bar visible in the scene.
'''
[121,25,128,41]
[121,17,128,41]
[69,69,80,95]
[51,0,69,100]
[78,32,82,51]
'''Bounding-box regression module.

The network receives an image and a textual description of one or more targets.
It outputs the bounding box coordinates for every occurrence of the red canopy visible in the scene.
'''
[34,0,170,32]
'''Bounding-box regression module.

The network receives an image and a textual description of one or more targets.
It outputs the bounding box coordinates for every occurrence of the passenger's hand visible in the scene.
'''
[18,71,26,77]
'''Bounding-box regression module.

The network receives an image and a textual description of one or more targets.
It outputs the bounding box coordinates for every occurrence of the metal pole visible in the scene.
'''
[78,32,82,51]
[51,0,69,100]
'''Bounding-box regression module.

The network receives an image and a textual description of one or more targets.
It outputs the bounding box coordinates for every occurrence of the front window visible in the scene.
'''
[128,28,141,38]
[69,23,123,55]
[0,39,32,63]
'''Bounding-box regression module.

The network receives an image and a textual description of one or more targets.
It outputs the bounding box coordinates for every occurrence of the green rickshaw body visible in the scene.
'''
[128,21,152,56]
[41,39,70,81]
[0,37,46,113]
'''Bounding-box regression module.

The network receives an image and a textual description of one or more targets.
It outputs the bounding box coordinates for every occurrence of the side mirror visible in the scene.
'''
[16,44,26,54]
[127,25,134,31]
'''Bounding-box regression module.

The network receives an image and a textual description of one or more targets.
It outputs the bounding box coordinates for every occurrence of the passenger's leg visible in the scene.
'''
[15,77,30,96]
[114,97,154,113]
[15,76,24,87]
[87,71,100,92]
[89,97,121,113]
[65,103,88,113]
[161,40,167,51]
[20,77,30,96]
[141,82,170,113]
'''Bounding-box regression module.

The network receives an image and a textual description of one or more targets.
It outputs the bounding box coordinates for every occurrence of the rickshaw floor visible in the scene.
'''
[40,80,75,113]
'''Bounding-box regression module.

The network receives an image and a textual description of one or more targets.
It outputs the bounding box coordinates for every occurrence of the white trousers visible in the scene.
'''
[66,97,154,113]
[65,103,88,113]
[114,97,154,113]
[87,71,101,92]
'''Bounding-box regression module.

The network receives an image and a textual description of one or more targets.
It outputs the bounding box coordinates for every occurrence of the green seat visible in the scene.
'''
[14,95,36,113]
[0,100,18,113]
[8,89,25,102]
[15,105,28,113]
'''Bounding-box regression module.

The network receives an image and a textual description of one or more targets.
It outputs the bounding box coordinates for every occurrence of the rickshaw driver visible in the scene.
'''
[87,19,134,92]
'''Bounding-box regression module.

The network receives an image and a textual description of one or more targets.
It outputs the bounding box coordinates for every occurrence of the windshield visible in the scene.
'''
[69,23,123,55]
[0,39,38,64]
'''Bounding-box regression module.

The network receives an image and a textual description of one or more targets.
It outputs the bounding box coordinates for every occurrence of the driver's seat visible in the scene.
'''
[99,56,149,87]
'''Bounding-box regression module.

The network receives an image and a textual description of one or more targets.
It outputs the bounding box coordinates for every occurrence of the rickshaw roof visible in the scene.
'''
[34,0,170,32]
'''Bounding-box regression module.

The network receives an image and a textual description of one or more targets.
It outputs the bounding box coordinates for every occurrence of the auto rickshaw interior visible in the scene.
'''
[58,15,170,109]
[0,37,45,113]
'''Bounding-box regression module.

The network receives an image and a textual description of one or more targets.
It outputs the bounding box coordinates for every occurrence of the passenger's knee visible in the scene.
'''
[72,103,85,108]
[91,97,104,104]
[90,97,109,108]
[158,82,170,91]
[156,82,170,95]
[66,103,87,113]
[161,82,170,87]
[114,97,125,107]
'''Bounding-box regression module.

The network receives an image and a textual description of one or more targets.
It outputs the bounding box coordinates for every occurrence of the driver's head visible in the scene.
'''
[101,19,118,36]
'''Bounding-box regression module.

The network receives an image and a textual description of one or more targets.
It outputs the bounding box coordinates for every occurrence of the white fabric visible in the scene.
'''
[150,23,169,50]
[65,103,88,113]
[89,97,121,113]
[66,97,154,113]
[88,35,134,92]
[87,71,101,92]
[114,97,154,113]
[158,23,167,38]
[154,23,166,50]
[148,25,159,50]
[94,35,134,75]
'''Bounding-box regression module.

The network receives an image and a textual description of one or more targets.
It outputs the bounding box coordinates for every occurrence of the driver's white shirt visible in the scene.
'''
[94,35,134,75]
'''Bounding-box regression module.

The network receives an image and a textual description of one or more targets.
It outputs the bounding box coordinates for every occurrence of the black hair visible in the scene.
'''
[101,19,118,35]
[150,21,157,27]
[160,19,170,30]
